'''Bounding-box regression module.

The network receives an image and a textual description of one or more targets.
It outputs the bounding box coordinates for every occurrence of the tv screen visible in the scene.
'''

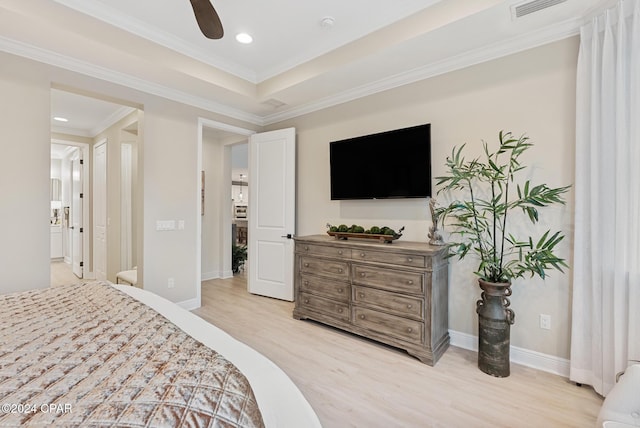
[330,123,431,200]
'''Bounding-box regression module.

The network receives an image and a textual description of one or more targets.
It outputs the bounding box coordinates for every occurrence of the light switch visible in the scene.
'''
[156,220,176,231]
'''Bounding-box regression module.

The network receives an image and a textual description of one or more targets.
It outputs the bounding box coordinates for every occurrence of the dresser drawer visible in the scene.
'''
[299,292,349,321]
[352,264,424,294]
[352,248,426,268]
[299,274,350,302]
[353,307,423,344]
[353,286,423,319]
[300,257,349,280]
[297,243,351,259]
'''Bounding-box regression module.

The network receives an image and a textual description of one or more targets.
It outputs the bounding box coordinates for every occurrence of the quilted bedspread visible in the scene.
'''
[0,282,265,427]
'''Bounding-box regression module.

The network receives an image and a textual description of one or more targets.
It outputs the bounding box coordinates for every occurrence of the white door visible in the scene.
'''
[248,128,296,301]
[93,141,107,281]
[71,149,83,278]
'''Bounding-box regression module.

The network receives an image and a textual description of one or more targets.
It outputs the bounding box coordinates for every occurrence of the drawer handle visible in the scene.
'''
[359,292,365,298]
[407,280,414,285]
[407,257,413,262]
[338,250,343,255]
[407,304,412,309]
[360,252,366,257]
[407,327,413,333]
[360,272,366,277]
[338,288,344,293]
[304,263,310,268]
[337,308,343,313]
[304,299,310,304]
[338,268,344,273]
[304,246,309,251]
[359,314,365,320]
[304,280,309,286]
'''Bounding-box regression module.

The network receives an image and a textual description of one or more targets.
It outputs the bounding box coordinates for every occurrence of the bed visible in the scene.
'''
[0,281,321,427]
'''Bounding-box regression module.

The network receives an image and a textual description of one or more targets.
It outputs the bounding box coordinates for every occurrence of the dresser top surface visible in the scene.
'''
[294,234,447,255]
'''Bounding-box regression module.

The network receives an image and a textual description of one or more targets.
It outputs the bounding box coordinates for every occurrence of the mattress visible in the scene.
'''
[0,282,321,428]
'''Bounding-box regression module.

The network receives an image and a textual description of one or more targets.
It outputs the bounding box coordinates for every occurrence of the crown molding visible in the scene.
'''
[52,0,257,83]
[1,15,582,129]
[51,125,92,138]
[90,106,138,137]
[262,17,582,125]
[0,36,265,126]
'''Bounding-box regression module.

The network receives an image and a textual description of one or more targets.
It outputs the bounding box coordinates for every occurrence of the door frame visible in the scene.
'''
[197,118,255,306]
[93,138,108,281]
[51,139,92,279]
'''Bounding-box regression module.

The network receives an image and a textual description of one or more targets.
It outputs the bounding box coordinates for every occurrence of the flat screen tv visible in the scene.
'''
[330,123,431,200]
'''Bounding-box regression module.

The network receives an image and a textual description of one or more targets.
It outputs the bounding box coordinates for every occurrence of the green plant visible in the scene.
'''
[232,244,247,274]
[435,131,571,283]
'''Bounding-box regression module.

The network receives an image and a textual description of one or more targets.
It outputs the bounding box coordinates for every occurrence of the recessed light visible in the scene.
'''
[235,33,253,44]
[53,116,68,122]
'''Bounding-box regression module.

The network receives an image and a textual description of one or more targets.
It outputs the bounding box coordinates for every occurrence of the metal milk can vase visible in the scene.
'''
[476,279,515,377]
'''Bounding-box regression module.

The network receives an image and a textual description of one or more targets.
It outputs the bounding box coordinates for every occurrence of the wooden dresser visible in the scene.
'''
[293,235,449,365]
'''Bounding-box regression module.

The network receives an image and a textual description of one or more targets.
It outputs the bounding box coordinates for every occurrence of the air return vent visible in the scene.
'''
[261,98,287,109]
[511,0,568,19]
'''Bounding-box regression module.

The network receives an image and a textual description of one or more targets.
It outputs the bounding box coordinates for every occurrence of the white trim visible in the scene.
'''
[262,17,582,125]
[176,297,200,311]
[199,118,256,137]
[449,330,570,378]
[1,16,582,127]
[0,36,263,126]
[201,271,221,282]
[195,121,203,311]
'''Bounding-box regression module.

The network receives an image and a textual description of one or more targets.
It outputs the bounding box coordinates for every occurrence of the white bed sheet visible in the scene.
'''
[113,284,322,428]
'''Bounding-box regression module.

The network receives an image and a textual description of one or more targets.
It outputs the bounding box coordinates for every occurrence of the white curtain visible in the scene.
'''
[570,0,640,396]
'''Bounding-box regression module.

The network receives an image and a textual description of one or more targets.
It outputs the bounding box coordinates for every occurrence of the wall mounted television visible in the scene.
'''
[330,123,431,200]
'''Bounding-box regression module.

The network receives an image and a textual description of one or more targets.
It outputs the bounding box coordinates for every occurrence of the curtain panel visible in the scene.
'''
[570,0,640,396]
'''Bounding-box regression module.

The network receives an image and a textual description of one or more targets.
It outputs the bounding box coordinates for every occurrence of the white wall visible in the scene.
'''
[0,52,51,293]
[272,37,579,359]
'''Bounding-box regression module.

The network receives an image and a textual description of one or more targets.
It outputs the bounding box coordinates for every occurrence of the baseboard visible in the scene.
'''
[449,330,570,378]
[177,297,200,311]
[201,271,221,281]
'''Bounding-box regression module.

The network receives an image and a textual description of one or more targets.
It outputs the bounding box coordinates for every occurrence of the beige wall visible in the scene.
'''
[0,35,580,360]
[0,53,51,293]
[271,37,579,358]
[0,51,259,304]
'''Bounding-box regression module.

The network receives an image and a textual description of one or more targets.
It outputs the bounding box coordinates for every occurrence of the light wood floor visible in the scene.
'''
[50,260,83,287]
[193,276,603,428]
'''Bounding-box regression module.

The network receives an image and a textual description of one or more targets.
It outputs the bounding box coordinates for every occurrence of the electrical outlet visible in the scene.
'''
[168,277,175,289]
[540,314,551,330]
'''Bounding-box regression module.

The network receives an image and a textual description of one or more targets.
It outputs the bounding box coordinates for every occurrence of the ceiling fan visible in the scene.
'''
[189,0,224,39]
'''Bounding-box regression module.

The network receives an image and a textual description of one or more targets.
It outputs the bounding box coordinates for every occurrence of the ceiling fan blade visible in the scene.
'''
[189,0,224,39]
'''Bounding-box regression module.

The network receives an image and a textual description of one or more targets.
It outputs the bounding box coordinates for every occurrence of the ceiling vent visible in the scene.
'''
[511,0,568,19]
[261,98,287,109]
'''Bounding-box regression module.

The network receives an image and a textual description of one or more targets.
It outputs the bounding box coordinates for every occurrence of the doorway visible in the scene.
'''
[50,141,90,286]
[50,87,142,285]
[198,120,297,303]
[199,120,253,285]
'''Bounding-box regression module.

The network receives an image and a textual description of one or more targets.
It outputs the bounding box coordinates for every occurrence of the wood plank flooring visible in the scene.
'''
[193,275,603,428]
